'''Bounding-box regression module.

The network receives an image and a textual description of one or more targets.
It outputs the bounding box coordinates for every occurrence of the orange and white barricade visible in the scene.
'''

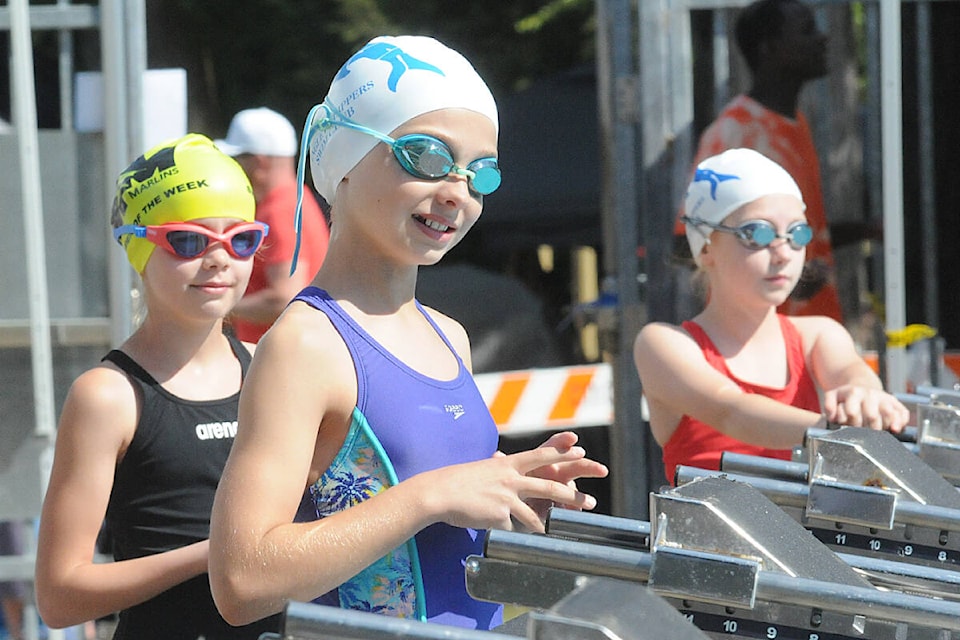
[474,364,614,434]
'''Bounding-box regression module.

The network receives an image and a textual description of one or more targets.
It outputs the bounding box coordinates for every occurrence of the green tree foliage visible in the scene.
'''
[148,0,594,134]
[373,0,595,93]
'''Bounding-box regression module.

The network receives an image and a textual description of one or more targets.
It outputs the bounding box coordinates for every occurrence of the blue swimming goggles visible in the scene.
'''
[318,103,500,196]
[291,102,501,274]
[681,216,813,251]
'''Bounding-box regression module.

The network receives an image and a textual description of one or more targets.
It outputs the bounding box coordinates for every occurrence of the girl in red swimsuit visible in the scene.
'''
[634,148,909,483]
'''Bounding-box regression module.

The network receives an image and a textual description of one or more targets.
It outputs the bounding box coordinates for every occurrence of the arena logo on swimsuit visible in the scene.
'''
[195,421,238,440]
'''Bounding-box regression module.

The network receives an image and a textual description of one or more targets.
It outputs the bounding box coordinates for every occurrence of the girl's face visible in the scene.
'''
[335,107,498,266]
[141,217,255,324]
[701,194,808,308]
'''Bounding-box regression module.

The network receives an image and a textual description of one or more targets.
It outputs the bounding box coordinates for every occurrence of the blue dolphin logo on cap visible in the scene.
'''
[336,42,444,92]
[694,168,740,199]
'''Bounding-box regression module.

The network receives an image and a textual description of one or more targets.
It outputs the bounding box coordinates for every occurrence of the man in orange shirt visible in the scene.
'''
[216,107,330,341]
[677,0,843,321]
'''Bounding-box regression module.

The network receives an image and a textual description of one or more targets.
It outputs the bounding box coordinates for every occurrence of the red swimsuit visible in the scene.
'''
[661,315,821,483]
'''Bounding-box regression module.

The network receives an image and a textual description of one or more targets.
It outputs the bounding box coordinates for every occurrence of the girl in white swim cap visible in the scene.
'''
[635,148,909,484]
[209,35,608,630]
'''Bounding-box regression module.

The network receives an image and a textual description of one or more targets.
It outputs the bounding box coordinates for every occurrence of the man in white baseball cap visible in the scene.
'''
[215,107,330,342]
[216,107,298,157]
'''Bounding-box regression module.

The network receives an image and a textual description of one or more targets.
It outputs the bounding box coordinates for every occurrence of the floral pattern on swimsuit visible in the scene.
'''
[303,406,425,619]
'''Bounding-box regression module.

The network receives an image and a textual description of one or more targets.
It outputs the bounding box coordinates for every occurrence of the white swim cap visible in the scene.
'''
[308,35,499,205]
[683,148,804,265]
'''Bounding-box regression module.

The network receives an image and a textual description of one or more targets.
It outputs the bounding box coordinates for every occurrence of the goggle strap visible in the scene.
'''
[113,224,155,246]
[293,103,326,277]
[680,215,713,241]
[338,120,396,147]
[113,224,138,243]
[318,101,397,147]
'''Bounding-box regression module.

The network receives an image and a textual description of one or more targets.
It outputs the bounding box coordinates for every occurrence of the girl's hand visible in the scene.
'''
[517,431,609,522]
[822,386,910,433]
[424,435,607,533]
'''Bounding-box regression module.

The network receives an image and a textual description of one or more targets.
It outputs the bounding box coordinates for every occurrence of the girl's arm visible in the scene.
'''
[35,367,208,629]
[800,316,909,431]
[802,316,884,390]
[634,322,825,450]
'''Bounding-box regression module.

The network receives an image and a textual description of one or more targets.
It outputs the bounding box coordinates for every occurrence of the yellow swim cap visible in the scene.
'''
[113,133,255,272]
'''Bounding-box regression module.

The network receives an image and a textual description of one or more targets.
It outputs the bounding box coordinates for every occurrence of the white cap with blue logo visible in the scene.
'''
[309,35,499,205]
[683,148,804,265]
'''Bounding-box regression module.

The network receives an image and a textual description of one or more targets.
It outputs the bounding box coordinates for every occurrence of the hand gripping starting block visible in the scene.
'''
[800,395,960,485]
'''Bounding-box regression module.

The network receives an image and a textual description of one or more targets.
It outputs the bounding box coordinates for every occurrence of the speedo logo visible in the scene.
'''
[444,404,465,420]
[195,421,238,440]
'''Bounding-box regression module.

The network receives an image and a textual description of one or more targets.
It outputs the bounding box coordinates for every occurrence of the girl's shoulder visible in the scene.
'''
[636,321,697,348]
[782,314,845,340]
[634,321,706,369]
[419,304,467,339]
[780,313,840,328]
[72,359,141,406]
[781,314,857,363]
[417,303,471,366]
[58,362,140,446]
[261,300,345,357]
[243,295,359,431]
[254,298,357,384]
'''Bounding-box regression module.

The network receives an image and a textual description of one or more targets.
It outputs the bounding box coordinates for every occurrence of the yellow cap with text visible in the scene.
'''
[113,133,255,272]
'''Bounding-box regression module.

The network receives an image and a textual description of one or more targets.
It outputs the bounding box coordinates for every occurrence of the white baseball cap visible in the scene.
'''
[215,107,298,157]
[683,148,804,265]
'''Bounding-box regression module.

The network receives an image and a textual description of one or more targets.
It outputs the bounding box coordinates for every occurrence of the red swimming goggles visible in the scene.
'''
[113,221,269,259]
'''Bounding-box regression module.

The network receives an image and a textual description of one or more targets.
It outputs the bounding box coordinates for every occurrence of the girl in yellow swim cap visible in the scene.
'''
[35,134,280,638]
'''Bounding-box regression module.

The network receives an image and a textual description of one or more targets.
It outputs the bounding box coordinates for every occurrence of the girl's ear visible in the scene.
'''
[699,243,714,268]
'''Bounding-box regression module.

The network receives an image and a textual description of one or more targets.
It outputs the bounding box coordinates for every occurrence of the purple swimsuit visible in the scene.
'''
[293,287,503,630]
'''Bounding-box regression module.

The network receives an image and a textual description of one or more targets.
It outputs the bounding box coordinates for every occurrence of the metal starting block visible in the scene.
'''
[915,401,960,483]
[915,384,960,407]
[649,474,867,608]
[805,425,960,527]
[795,384,960,486]
[266,601,516,639]
[466,475,960,639]
[525,577,710,639]
[545,506,960,601]
[811,390,960,484]
[267,577,709,639]
[680,426,960,574]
